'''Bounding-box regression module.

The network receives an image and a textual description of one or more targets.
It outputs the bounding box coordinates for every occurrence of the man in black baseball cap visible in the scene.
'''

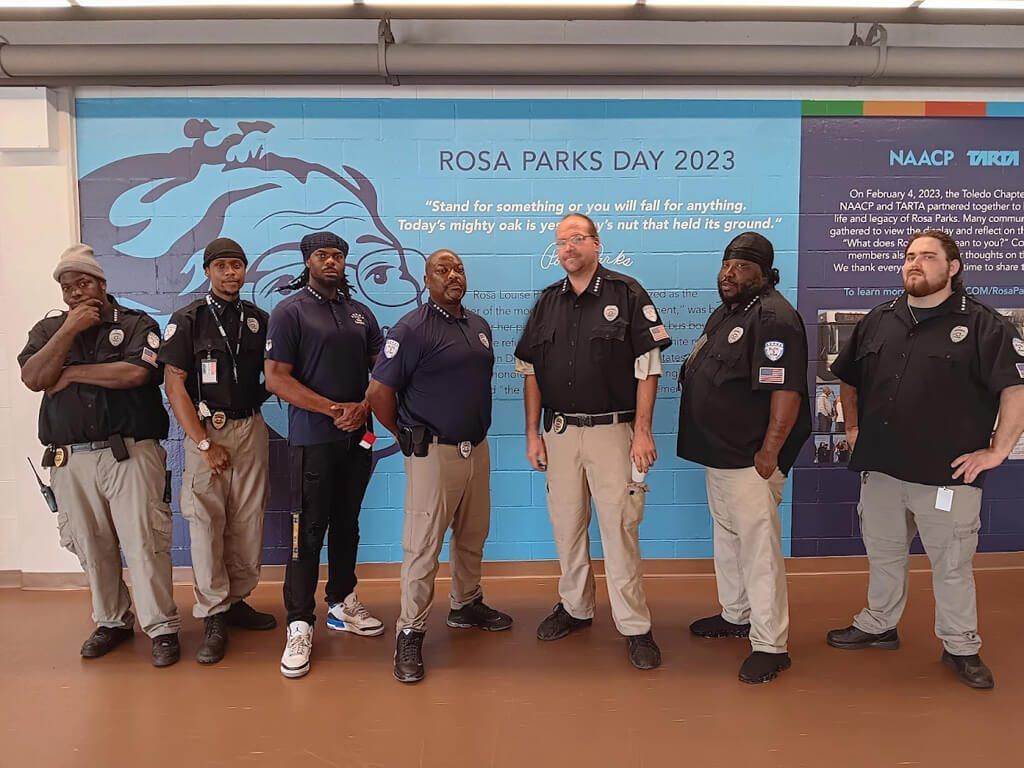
[677,231,811,684]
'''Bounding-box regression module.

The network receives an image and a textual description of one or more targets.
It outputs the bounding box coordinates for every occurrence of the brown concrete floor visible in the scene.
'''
[2,568,1023,768]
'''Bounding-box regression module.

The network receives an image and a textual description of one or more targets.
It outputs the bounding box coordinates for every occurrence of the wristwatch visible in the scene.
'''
[197,438,211,452]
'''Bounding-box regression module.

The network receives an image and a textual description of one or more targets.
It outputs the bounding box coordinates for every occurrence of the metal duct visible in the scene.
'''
[1,43,1023,85]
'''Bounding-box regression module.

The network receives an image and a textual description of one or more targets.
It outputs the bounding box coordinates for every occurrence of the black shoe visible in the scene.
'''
[447,597,513,632]
[689,614,751,639]
[941,650,994,689]
[196,615,228,665]
[80,626,134,658]
[151,633,181,668]
[739,651,791,684]
[536,603,593,641]
[394,629,425,684]
[626,631,662,670]
[224,600,278,631]
[826,625,900,650]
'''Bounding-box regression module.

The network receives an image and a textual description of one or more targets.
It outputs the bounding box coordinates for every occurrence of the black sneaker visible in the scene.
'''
[224,600,278,631]
[826,625,900,650]
[536,603,593,641]
[626,631,662,670]
[739,651,791,684]
[394,629,425,684]
[447,597,513,631]
[689,614,751,639]
[151,633,181,668]
[941,650,994,689]
[80,626,134,658]
[196,614,228,665]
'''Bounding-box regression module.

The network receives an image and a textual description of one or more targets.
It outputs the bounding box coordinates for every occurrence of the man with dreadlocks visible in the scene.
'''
[676,231,811,684]
[265,231,386,679]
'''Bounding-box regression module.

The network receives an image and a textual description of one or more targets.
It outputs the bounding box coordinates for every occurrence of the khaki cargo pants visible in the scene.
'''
[544,421,651,637]
[397,439,491,633]
[852,471,983,655]
[50,438,180,638]
[181,414,270,619]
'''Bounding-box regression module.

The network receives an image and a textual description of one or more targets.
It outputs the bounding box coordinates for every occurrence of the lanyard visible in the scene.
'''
[205,294,244,384]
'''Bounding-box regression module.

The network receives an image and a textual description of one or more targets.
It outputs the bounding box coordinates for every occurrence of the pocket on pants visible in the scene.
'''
[951,519,981,571]
[149,503,174,554]
[621,489,645,530]
[56,508,78,556]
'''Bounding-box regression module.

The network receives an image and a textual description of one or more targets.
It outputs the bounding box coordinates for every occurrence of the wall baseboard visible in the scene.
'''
[5,552,1023,591]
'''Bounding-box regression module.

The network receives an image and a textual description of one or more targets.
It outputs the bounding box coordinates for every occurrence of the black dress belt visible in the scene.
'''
[545,409,636,428]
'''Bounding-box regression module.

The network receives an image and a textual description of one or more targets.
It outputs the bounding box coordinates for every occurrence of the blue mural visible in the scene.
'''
[74,98,847,565]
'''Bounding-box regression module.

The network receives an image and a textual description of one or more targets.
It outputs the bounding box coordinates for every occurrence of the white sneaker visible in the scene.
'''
[327,593,385,637]
[280,621,313,678]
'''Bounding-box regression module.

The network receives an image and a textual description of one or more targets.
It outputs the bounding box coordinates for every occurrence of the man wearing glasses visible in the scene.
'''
[368,249,512,684]
[266,232,385,679]
[515,213,672,670]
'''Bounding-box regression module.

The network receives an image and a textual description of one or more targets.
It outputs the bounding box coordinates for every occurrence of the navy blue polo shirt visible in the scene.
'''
[371,301,494,444]
[266,286,383,446]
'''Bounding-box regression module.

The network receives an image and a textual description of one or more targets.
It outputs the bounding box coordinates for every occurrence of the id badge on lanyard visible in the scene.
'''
[201,357,218,385]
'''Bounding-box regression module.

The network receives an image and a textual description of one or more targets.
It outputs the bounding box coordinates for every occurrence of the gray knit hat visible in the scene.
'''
[53,244,106,283]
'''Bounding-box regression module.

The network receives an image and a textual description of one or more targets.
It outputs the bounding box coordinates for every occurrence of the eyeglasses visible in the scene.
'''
[553,234,597,251]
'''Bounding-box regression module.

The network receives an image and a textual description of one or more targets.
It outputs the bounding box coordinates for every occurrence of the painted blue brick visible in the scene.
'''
[489,471,533,505]
[358,508,403,547]
[641,505,712,540]
[638,540,677,558]
[674,470,708,503]
[361,473,389,509]
[483,541,534,561]
[674,540,715,558]
[356,545,391,563]
[494,506,552,543]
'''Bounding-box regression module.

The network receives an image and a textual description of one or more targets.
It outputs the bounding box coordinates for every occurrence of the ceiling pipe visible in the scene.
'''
[0,6,1023,25]
[1,42,1023,85]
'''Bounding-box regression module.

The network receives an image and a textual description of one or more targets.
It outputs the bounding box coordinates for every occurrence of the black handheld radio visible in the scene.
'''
[26,457,58,514]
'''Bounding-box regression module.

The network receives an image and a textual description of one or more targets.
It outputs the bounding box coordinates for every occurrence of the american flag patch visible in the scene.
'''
[759,366,785,384]
[650,324,669,342]
[141,347,158,367]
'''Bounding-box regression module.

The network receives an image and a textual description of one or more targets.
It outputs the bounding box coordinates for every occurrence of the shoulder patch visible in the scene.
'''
[384,339,400,359]
[164,323,177,341]
[642,304,658,323]
[1013,337,1024,357]
[147,332,160,349]
[764,340,785,361]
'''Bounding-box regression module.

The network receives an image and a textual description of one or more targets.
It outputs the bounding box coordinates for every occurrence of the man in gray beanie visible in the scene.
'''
[20,243,181,667]
[676,232,811,684]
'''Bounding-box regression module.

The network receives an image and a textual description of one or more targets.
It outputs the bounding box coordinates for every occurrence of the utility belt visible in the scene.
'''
[41,433,132,468]
[543,409,635,434]
[398,425,479,459]
[196,401,257,430]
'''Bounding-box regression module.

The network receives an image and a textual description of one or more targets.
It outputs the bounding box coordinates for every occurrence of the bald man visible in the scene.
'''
[368,249,511,684]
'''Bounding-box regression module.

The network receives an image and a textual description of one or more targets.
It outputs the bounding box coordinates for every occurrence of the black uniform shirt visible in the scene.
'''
[18,296,169,445]
[514,266,672,414]
[831,290,1024,487]
[372,301,494,444]
[677,287,812,474]
[157,293,270,411]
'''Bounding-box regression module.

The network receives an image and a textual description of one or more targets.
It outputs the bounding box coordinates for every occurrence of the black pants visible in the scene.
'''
[283,438,372,625]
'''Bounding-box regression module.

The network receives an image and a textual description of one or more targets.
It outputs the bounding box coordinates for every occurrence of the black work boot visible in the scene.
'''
[151,633,181,668]
[689,614,751,639]
[224,600,278,631]
[536,603,593,641]
[447,597,513,631]
[942,651,994,689]
[826,625,900,650]
[394,629,425,684]
[80,626,134,658]
[626,631,662,670]
[197,614,229,665]
[739,651,791,684]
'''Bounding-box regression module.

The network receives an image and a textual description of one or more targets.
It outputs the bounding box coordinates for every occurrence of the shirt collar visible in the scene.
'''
[559,265,606,297]
[428,300,467,323]
[887,290,968,325]
[99,295,121,324]
[208,292,242,314]
[305,284,343,304]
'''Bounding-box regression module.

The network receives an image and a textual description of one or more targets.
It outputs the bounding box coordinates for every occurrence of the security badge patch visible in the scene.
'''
[146,332,160,349]
[479,333,490,349]
[211,411,228,430]
[764,340,784,361]
[384,339,400,359]
[950,326,969,343]
[553,414,567,434]
[728,327,744,344]
[458,441,473,459]
[603,305,619,322]
[247,317,260,333]
[108,329,124,347]
[53,447,67,468]
[643,304,658,322]
[1014,337,1024,357]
